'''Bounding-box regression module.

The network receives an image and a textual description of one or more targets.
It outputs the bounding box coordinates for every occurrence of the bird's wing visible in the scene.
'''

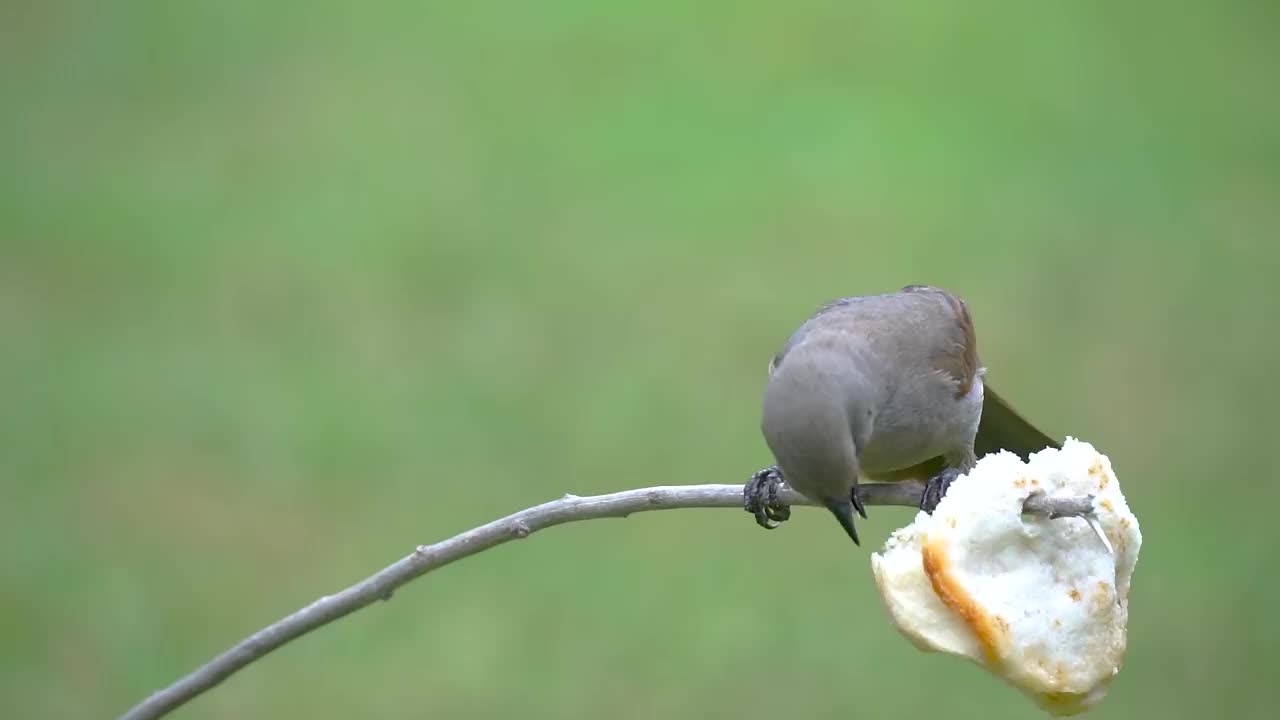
[899,285,980,398]
[902,286,1056,458]
[974,383,1061,460]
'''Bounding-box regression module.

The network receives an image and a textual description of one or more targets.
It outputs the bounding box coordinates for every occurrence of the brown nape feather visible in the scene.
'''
[942,291,979,397]
[899,285,980,398]
[974,383,1061,460]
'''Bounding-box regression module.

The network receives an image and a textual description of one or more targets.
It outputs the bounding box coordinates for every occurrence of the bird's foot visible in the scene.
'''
[744,465,791,529]
[919,467,962,513]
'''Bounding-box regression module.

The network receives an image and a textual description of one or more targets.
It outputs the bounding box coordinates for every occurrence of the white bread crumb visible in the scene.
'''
[870,439,1141,716]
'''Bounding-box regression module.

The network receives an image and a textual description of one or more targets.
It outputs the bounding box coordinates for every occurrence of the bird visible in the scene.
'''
[743,285,1060,545]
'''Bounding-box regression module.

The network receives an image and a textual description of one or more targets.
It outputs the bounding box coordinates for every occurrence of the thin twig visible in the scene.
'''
[118,481,1094,720]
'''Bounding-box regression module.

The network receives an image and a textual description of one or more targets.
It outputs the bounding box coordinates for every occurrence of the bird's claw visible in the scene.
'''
[744,465,791,529]
[920,467,962,513]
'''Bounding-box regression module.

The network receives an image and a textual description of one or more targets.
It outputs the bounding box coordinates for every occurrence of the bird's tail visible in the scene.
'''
[974,383,1061,460]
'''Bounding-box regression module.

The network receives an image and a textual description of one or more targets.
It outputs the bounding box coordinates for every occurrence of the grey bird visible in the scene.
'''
[744,285,1059,545]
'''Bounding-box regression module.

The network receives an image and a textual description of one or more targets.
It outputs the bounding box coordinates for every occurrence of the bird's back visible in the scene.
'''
[768,286,983,474]
[771,287,978,390]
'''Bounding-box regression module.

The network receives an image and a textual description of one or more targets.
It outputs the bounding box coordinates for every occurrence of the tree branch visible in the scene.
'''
[118,481,1094,720]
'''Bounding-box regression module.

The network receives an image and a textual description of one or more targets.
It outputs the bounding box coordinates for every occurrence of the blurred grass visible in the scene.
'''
[2,1,1278,718]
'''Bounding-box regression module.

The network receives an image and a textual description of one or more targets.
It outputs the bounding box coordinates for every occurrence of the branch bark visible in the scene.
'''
[118,481,1094,720]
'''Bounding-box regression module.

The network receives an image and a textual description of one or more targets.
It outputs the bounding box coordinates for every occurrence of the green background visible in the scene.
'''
[4,2,1276,718]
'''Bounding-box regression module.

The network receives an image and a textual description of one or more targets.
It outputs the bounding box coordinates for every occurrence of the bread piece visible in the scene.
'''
[870,439,1141,716]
